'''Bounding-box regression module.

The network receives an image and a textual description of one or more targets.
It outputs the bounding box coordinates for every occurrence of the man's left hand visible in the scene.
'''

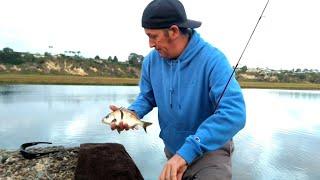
[159,154,187,180]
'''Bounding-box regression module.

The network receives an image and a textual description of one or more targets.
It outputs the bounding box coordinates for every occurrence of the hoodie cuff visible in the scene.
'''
[127,106,143,119]
[176,139,202,164]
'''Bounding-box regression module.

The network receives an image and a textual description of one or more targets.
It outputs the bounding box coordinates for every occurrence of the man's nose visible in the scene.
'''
[149,39,155,48]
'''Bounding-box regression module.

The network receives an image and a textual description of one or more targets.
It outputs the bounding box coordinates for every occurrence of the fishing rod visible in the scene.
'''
[213,0,269,113]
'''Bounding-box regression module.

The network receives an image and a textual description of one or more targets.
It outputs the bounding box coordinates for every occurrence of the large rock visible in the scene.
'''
[74,143,144,180]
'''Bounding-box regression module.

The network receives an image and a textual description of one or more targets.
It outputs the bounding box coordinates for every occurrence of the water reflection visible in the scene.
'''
[271,89,320,100]
[0,85,320,179]
[0,85,139,105]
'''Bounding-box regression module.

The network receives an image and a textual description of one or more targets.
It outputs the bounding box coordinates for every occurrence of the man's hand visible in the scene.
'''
[159,154,187,180]
[109,105,130,132]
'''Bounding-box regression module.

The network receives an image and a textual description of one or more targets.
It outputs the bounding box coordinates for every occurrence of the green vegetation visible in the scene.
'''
[0,48,319,90]
[0,74,139,85]
[0,47,143,78]
[236,65,320,83]
[240,81,320,90]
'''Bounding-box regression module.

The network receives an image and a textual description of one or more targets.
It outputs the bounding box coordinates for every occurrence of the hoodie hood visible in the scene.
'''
[163,30,206,68]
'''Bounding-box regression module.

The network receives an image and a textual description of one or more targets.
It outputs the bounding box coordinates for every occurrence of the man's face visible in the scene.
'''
[144,28,174,59]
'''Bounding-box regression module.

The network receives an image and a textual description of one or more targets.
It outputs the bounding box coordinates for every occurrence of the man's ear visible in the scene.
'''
[168,25,180,39]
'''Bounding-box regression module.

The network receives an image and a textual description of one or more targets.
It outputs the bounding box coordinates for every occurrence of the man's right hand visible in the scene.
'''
[109,105,130,132]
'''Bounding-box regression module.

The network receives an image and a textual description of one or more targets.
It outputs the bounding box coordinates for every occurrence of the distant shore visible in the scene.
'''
[0,74,319,90]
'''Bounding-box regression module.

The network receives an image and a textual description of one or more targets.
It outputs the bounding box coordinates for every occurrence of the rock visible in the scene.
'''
[5,157,15,165]
[35,162,45,172]
[1,154,9,164]
[0,64,7,71]
[75,143,144,180]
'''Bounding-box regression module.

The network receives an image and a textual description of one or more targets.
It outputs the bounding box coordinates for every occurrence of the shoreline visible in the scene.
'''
[0,74,320,90]
[0,146,78,179]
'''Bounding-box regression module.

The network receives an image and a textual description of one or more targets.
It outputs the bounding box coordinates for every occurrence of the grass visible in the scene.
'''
[239,81,320,90]
[0,74,139,86]
[0,74,319,90]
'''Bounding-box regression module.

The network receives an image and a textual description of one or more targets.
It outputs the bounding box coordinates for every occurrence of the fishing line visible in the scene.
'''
[213,0,270,113]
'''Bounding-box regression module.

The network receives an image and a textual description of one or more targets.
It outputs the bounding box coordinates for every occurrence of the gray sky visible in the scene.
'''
[1,0,319,70]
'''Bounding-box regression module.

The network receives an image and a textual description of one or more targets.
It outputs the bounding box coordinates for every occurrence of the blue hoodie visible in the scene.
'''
[128,30,246,164]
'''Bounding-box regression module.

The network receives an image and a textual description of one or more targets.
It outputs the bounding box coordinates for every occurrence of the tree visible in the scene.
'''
[94,55,100,60]
[107,56,113,62]
[112,56,118,63]
[295,68,301,73]
[239,65,248,73]
[128,53,144,66]
[3,47,14,54]
[44,52,52,58]
[0,47,23,64]
[23,53,35,62]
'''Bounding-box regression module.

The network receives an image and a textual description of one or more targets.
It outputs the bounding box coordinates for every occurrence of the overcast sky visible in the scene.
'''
[1,0,319,70]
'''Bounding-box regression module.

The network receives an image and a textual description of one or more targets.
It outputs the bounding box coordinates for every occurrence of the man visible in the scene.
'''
[110,0,246,179]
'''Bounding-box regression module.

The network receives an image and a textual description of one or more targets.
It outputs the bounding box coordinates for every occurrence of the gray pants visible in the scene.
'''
[164,141,234,180]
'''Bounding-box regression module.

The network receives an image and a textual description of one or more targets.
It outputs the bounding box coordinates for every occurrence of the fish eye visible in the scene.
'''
[105,114,110,118]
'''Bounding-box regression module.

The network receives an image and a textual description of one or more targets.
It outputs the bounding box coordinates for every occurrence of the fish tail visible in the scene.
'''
[141,121,152,133]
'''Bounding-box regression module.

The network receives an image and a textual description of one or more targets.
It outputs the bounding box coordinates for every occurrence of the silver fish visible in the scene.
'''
[102,108,152,133]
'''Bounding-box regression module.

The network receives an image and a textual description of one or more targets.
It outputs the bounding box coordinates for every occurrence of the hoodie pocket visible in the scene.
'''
[174,122,192,132]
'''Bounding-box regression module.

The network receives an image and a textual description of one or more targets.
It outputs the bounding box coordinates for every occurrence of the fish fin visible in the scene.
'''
[141,121,152,133]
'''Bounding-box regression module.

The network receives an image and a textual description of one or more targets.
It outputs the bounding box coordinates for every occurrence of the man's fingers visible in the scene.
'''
[170,166,178,180]
[177,172,183,180]
[110,123,116,130]
[177,165,187,180]
[159,155,187,180]
[109,105,118,111]
[165,164,171,180]
[119,121,124,129]
[159,165,167,180]
[124,123,129,130]
[111,121,130,131]
[110,120,131,132]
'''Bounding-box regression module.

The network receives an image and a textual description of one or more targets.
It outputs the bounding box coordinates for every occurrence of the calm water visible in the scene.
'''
[0,85,319,180]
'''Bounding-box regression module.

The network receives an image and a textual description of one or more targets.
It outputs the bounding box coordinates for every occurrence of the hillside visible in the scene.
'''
[1,48,319,84]
[0,48,142,78]
[0,59,140,78]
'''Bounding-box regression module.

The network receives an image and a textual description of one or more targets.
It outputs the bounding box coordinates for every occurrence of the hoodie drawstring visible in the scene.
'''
[178,59,181,110]
[170,61,173,108]
[169,60,181,110]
